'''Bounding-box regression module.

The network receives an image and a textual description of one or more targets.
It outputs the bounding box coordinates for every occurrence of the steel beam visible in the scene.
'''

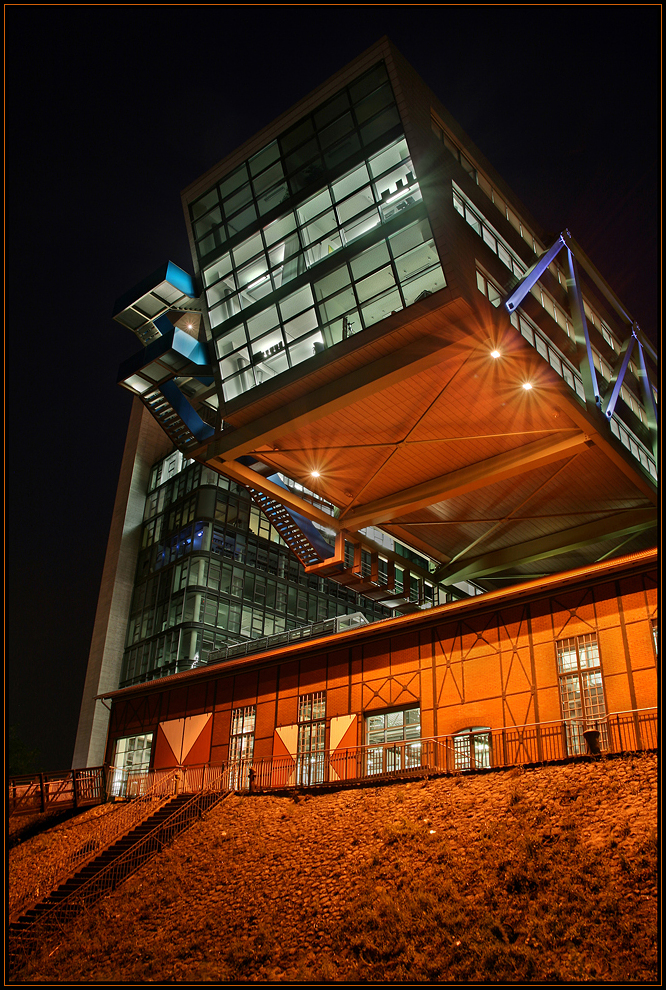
[204,336,470,462]
[433,507,657,585]
[635,340,659,466]
[601,332,635,420]
[560,230,634,328]
[339,431,589,531]
[504,235,566,313]
[565,246,600,411]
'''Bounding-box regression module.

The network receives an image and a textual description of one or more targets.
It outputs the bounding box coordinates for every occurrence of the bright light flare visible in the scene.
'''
[490,349,501,359]
[310,470,321,478]
[522,382,533,391]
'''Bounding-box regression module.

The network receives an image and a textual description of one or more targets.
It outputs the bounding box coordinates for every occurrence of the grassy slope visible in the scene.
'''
[10,753,658,984]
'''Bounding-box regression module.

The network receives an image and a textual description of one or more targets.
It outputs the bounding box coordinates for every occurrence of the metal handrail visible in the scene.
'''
[11,767,228,950]
[9,767,179,922]
[8,766,106,817]
[218,708,657,790]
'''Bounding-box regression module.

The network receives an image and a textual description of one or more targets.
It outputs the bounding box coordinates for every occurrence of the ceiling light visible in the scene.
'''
[311,470,321,478]
[522,382,533,390]
[490,349,501,359]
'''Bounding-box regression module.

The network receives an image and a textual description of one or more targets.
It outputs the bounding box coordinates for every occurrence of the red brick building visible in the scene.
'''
[102,549,657,783]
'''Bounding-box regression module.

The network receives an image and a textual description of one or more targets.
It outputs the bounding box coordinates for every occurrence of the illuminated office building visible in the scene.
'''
[74,39,657,772]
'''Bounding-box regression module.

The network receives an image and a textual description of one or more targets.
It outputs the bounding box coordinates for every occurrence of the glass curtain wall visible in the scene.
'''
[189,62,447,401]
[120,452,390,687]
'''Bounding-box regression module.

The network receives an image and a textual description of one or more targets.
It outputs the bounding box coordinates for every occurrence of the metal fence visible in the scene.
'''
[215,708,658,790]
[9,768,180,924]
[10,768,228,961]
[8,767,106,817]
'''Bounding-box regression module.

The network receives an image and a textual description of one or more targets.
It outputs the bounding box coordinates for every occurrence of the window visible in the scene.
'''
[228,706,256,790]
[365,706,421,774]
[297,692,326,784]
[111,733,153,796]
[453,727,491,771]
[556,634,608,755]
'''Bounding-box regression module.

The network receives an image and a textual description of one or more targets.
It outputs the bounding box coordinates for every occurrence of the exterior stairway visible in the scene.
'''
[9,790,224,967]
[242,471,423,613]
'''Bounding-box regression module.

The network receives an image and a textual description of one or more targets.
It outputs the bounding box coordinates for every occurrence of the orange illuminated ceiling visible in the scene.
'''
[197,291,657,590]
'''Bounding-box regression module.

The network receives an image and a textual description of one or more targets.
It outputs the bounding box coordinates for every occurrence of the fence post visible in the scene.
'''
[39,773,46,813]
[73,769,79,810]
[616,714,623,753]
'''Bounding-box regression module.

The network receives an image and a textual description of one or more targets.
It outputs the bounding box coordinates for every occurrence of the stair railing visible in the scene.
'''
[9,767,179,923]
[11,766,228,955]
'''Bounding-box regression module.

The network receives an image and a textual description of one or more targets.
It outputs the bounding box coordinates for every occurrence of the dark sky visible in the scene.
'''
[6,7,660,771]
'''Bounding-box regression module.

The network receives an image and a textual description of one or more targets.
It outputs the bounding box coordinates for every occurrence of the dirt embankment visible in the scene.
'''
[10,753,658,983]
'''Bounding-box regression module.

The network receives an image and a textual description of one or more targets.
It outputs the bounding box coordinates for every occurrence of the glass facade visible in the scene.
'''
[190,63,446,402]
[119,450,390,687]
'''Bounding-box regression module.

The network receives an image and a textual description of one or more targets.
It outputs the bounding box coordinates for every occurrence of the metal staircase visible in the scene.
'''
[142,380,214,452]
[9,787,227,972]
[241,473,424,614]
[244,483,335,568]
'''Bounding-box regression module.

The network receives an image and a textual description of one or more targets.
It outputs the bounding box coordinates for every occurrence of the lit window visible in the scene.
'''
[297,692,326,784]
[111,734,154,797]
[556,634,607,755]
[228,706,256,790]
[365,707,421,775]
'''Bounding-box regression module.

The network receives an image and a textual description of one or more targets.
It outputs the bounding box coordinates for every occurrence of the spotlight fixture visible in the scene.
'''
[490,349,501,359]
[311,470,321,478]
[522,382,533,390]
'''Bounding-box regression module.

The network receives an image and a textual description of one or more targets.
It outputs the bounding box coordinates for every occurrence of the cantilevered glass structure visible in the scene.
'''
[74,38,657,768]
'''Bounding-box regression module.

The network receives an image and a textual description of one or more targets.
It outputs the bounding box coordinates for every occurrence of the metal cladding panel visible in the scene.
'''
[153,724,179,769]
[165,260,196,298]
[182,715,213,766]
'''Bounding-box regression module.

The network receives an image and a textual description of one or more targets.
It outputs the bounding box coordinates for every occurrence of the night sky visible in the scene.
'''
[6,7,660,771]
